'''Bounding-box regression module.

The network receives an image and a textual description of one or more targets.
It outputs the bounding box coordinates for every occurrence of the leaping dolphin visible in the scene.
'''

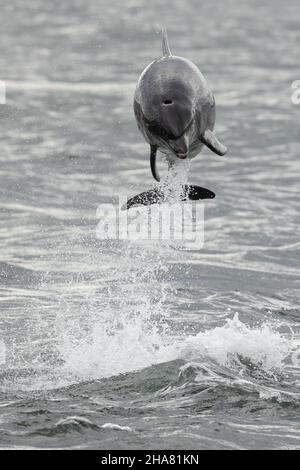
[124,29,227,210]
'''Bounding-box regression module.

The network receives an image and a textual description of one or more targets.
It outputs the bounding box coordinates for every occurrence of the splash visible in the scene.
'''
[178,314,298,371]
[57,312,176,381]
[56,307,300,386]
[1,183,299,392]
[53,240,176,383]
[157,157,191,203]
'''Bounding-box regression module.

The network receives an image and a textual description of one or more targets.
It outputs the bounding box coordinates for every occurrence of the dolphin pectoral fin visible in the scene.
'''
[150,145,160,182]
[122,185,215,210]
[201,130,227,156]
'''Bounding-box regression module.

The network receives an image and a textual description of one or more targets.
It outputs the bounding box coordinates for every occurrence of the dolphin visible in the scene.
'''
[124,29,227,210]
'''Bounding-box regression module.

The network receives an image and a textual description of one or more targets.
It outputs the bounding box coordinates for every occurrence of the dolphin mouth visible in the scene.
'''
[176,152,188,159]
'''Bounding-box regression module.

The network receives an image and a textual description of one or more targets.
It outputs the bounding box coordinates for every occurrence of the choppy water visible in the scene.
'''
[0,0,300,450]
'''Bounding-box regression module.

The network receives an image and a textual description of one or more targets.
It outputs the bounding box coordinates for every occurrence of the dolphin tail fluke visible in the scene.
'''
[122,189,164,210]
[122,185,215,210]
[201,129,227,156]
[162,28,172,57]
[183,185,215,201]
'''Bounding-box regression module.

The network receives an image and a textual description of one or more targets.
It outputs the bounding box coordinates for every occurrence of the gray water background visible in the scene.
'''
[0,0,299,449]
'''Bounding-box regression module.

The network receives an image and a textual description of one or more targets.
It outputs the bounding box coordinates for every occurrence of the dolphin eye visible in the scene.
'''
[163,99,173,105]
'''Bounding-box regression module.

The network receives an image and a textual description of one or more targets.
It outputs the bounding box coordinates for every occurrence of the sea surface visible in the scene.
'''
[0,0,300,450]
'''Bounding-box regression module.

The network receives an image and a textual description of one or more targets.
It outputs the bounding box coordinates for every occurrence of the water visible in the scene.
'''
[0,0,300,450]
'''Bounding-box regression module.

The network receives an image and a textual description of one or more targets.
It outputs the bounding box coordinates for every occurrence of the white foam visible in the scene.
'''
[102,423,132,432]
[57,314,177,381]
[55,416,95,428]
[57,311,300,385]
[178,314,297,371]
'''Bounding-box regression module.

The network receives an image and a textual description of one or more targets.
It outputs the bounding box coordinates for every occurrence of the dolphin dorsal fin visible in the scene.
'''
[162,28,172,57]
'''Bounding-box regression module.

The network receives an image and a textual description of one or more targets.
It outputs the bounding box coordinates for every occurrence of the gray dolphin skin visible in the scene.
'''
[123,29,227,210]
[134,29,227,182]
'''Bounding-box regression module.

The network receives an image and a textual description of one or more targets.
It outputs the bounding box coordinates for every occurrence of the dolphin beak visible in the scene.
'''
[170,134,189,159]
